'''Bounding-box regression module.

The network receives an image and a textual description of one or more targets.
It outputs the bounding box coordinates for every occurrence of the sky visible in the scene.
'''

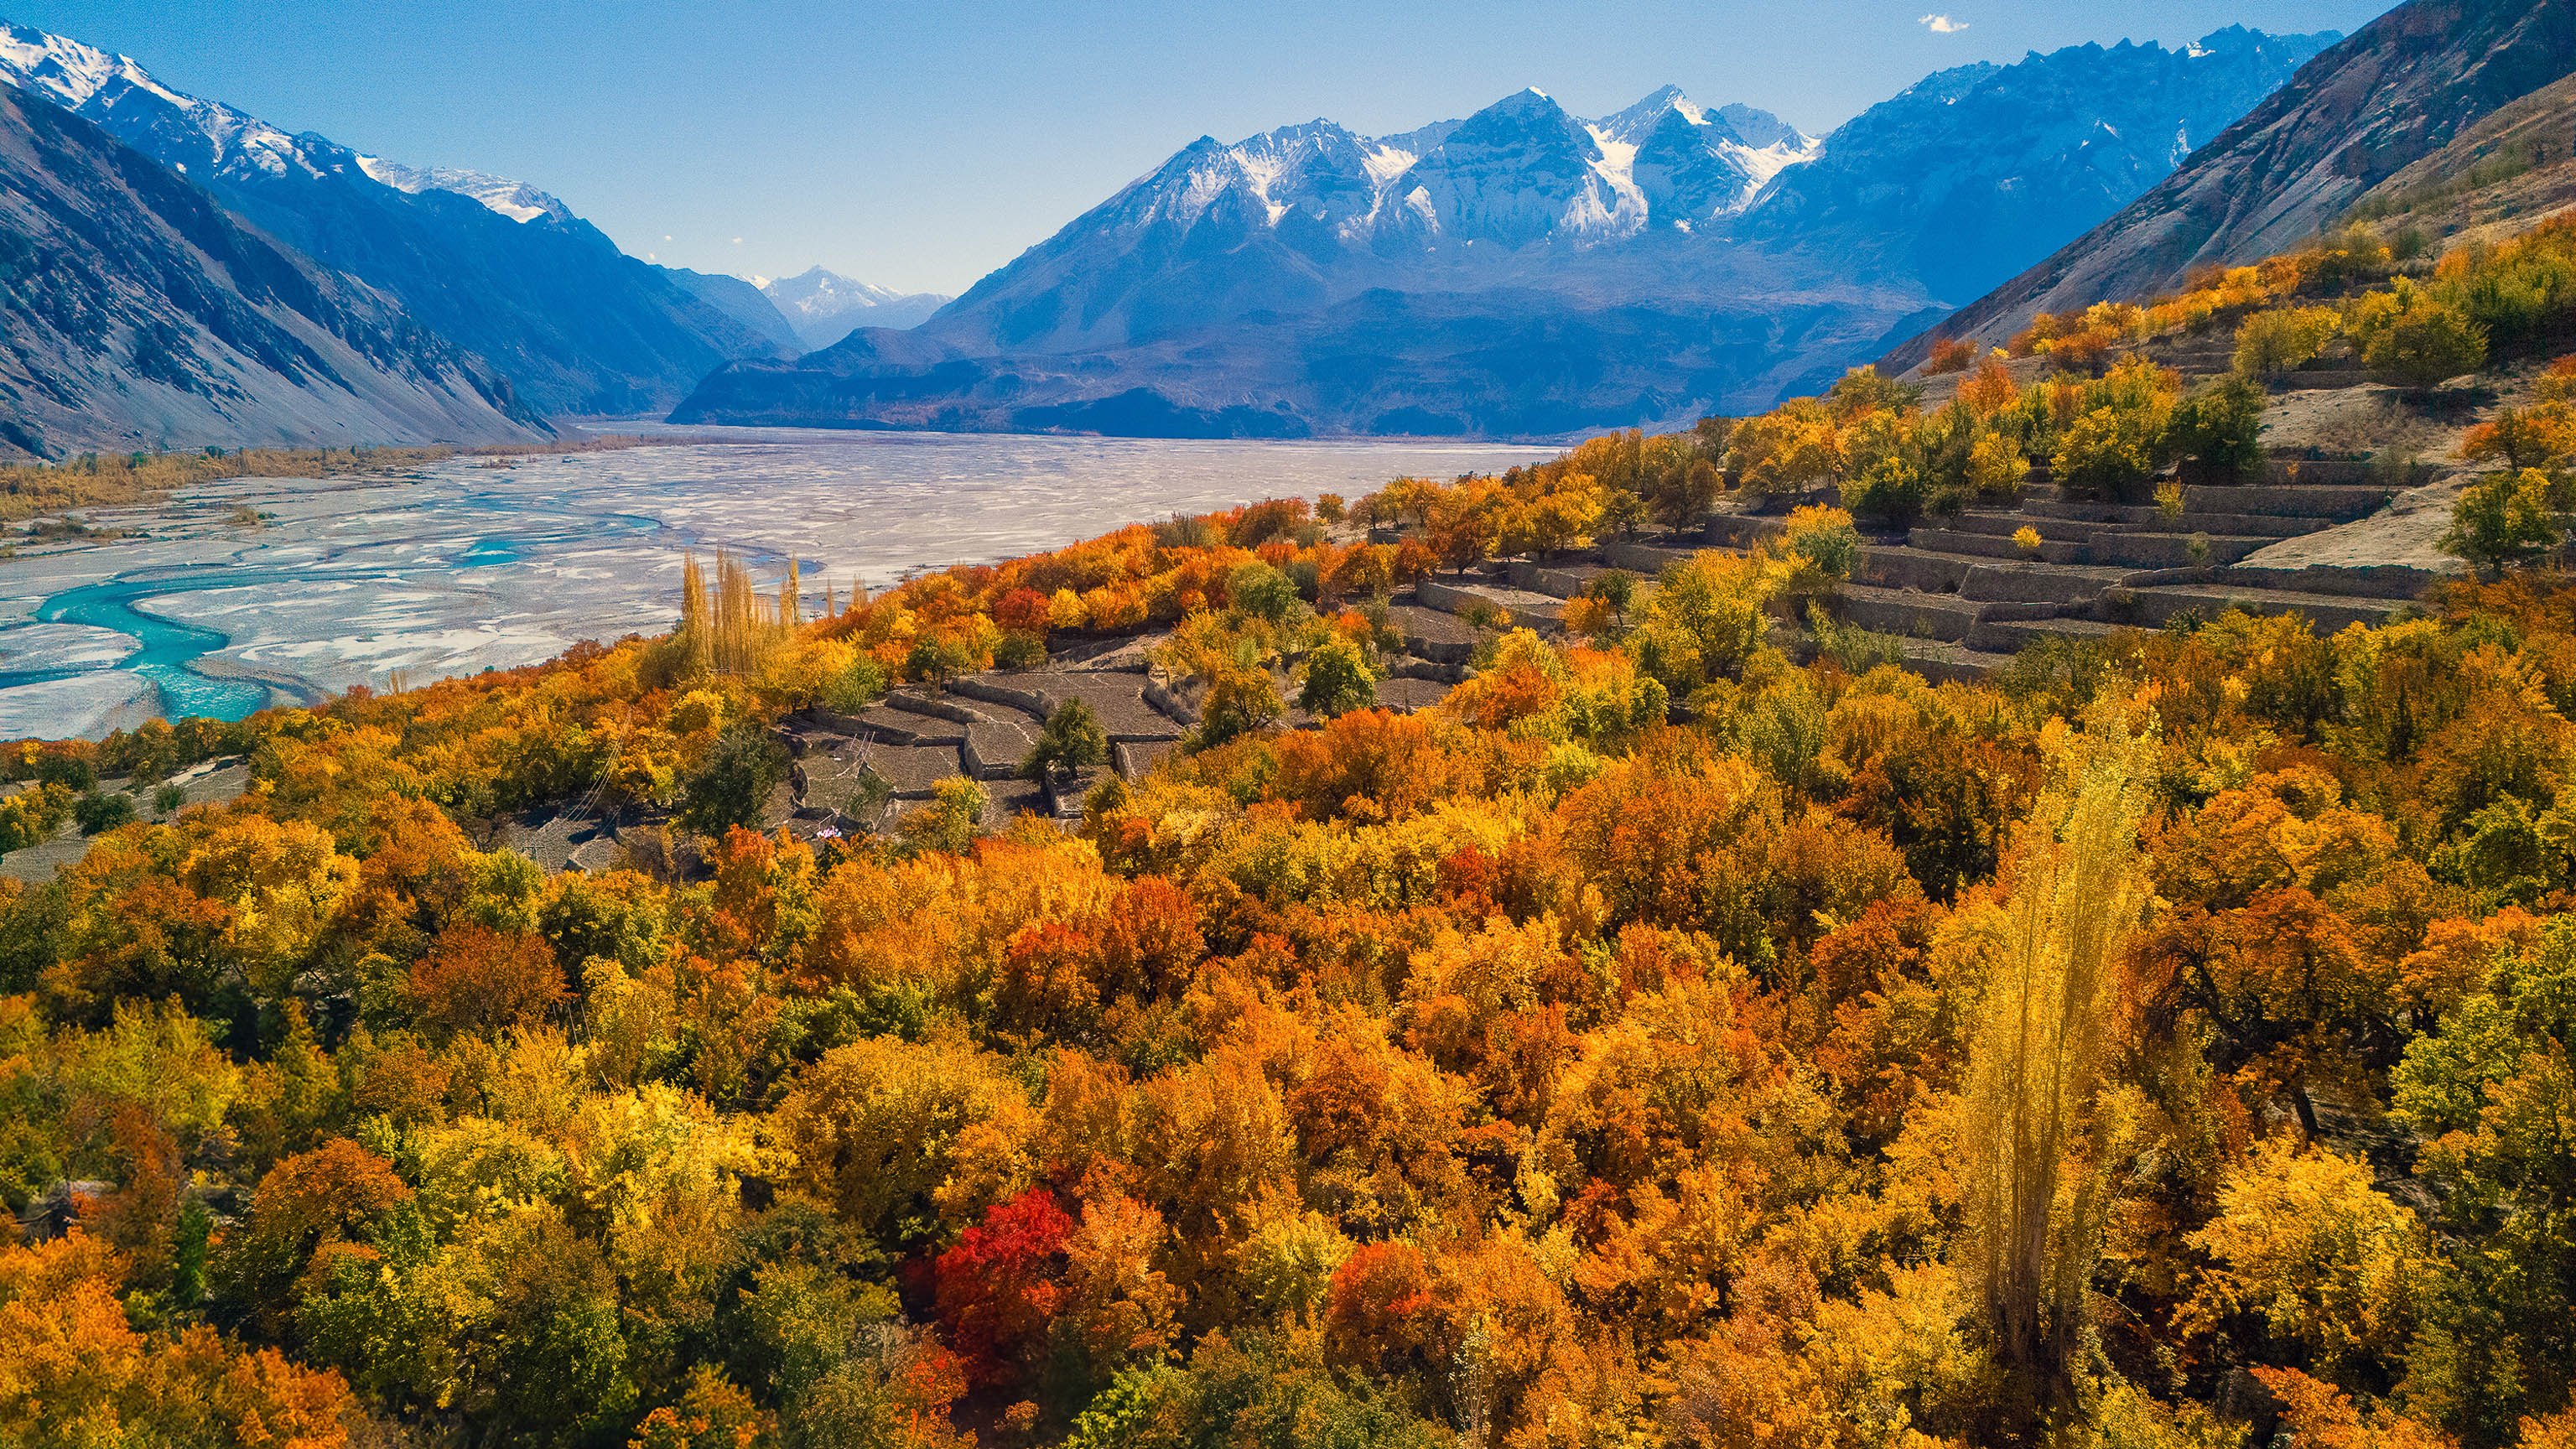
[11,0,2399,297]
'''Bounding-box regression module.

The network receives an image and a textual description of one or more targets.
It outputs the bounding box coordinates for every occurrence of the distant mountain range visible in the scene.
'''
[1892,0,2576,363]
[0,84,538,454]
[760,268,950,351]
[674,26,2333,439]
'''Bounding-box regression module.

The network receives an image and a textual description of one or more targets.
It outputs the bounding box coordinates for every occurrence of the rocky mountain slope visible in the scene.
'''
[2339,67,2576,250]
[0,85,542,456]
[0,22,792,417]
[760,267,949,351]
[675,29,2329,439]
[1891,0,2576,364]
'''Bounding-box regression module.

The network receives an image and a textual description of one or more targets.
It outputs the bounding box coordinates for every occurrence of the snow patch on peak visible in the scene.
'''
[1731,133,1820,189]
[357,156,568,225]
[0,23,121,106]
[1232,145,1291,226]
[1363,145,1417,188]
[1576,126,1649,241]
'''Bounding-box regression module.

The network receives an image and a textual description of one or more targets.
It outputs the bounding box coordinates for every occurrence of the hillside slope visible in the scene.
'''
[2342,68,2576,246]
[0,22,792,418]
[0,86,541,457]
[1892,0,2576,365]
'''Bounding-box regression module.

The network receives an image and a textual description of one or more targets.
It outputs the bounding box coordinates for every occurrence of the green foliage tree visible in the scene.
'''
[1024,699,1111,782]
[1228,561,1303,623]
[905,634,977,688]
[679,721,788,835]
[2442,468,2570,578]
[74,789,135,836]
[1296,637,1378,719]
[2351,280,2488,391]
[2392,917,2576,1441]
[2168,374,2267,483]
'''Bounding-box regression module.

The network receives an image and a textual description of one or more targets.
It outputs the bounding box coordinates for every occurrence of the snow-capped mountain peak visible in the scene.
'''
[759,268,950,350]
[1057,83,1831,258]
[0,20,319,179]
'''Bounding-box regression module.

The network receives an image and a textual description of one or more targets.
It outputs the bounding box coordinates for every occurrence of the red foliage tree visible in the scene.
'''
[405,922,564,1036]
[1099,876,1202,1000]
[994,588,1052,634]
[1322,1240,1441,1378]
[932,1187,1074,1388]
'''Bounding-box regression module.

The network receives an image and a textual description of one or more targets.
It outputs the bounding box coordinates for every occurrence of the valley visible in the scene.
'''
[13,4,2576,1449]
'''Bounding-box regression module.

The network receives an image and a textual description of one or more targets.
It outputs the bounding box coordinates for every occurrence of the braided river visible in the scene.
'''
[0,428,1552,740]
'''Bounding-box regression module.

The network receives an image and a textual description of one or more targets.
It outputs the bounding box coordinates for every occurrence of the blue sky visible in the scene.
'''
[12,0,2397,295]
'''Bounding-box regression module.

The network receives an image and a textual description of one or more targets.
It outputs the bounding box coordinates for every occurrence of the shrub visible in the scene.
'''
[1841,454,1925,526]
[899,776,989,854]
[151,782,188,817]
[994,631,1048,670]
[1781,504,1862,583]
[817,655,891,715]
[1922,336,1978,375]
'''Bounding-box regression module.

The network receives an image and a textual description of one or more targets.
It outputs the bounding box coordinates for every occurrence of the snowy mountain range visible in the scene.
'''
[0,20,792,417]
[678,26,2334,438]
[759,268,950,351]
